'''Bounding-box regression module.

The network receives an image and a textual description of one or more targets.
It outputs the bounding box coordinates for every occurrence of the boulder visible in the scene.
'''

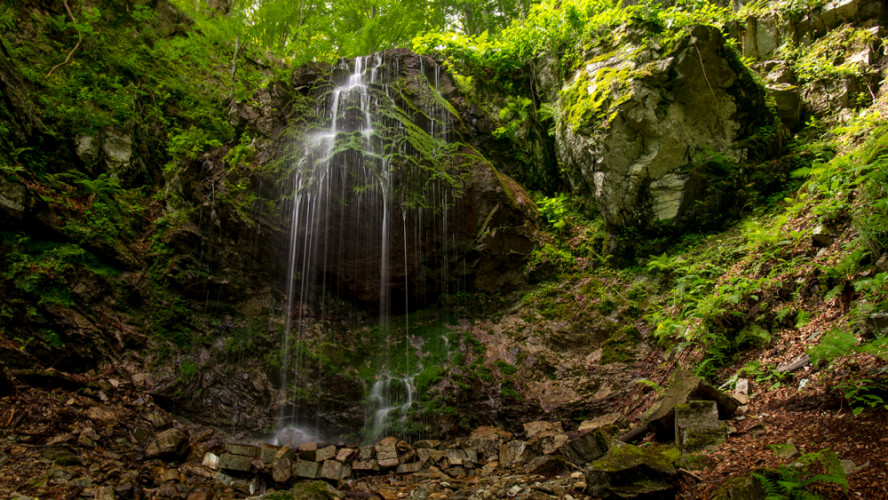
[556,25,777,246]
[585,442,680,499]
[674,400,727,453]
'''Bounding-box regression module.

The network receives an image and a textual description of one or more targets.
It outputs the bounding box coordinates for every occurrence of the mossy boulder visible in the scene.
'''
[584,442,680,499]
[555,24,780,247]
[712,475,767,500]
[259,481,342,500]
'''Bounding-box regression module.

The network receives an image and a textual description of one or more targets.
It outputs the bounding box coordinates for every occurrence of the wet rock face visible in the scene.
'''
[274,49,538,311]
[556,25,776,239]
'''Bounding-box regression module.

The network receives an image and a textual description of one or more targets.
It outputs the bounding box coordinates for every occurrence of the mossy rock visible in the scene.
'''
[260,481,342,500]
[712,475,766,500]
[585,442,680,499]
[674,452,718,471]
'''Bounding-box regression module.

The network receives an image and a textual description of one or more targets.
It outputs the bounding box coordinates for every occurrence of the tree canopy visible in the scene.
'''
[171,0,531,63]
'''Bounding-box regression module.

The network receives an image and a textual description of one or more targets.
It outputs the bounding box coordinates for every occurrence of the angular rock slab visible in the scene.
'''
[560,429,609,466]
[584,442,680,499]
[644,369,740,439]
[675,400,726,453]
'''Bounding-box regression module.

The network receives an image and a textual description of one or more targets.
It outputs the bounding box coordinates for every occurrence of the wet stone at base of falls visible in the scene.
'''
[294,459,320,479]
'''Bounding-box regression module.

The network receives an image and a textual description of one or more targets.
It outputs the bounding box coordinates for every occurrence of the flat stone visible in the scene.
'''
[315,445,337,462]
[319,459,351,481]
[225,443,260,458]
[294,459,319,479]
[523,421,563,439]
[378,457,400,469]
[218,453,252,472]
[351,459,380,473]
[396,461,423,474]
[578,413,625,433]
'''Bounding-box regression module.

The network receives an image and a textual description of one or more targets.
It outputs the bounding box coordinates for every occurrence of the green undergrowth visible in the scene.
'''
[516,94,887,399]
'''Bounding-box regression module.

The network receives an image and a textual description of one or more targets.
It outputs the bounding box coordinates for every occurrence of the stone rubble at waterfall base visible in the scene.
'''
[2,362,888,499]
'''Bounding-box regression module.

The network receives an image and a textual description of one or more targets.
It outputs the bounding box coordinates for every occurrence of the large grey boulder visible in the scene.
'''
[556,25,776,243]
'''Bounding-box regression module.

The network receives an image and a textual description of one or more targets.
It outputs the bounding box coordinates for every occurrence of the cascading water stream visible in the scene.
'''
[274,52,460,444]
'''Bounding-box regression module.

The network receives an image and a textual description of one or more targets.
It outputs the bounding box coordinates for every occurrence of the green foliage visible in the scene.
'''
[494,359,518,375]
[838,377,888,415]
[753,448,848,499]
[536,193,570,233]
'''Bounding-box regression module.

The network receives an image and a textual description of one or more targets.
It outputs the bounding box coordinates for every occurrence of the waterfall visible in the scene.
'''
[275,52,460,442]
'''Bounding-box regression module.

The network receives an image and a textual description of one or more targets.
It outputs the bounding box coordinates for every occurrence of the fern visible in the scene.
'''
[753,448,848,499]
